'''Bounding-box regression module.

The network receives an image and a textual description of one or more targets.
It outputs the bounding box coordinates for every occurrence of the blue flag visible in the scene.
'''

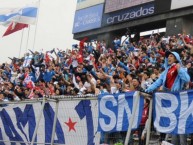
[98,92,144,132]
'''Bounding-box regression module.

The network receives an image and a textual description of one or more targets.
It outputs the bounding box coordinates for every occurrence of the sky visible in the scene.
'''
[0,0,78,63]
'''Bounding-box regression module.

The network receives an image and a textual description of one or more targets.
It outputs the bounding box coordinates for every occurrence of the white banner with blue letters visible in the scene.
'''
[1,90,193,145]
[98,92,144,132]
[0,100,100,145]
[154,90,193,134]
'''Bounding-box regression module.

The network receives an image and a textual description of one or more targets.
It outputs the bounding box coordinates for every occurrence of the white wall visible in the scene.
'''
[171,0,193,10]
[105,0,154,13]
[76,0,104,10]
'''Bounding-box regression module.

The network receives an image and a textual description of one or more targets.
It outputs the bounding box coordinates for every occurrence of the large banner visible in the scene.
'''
[98,92,144,132]
[76,0,105,10]
[102,3,154,26]
[154,90,193,134]
[0,100,100,145]
[105,0,154,13]
[171,0,193,10]
[1,90,193,145]
[73,4,104,33]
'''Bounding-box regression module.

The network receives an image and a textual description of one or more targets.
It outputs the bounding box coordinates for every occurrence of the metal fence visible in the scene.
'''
[0,92,159,145]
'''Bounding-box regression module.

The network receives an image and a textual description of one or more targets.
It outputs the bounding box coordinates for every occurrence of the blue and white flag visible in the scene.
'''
[98,92,144,132]
[154,90,193,134]
[23,54,33,67]
[0,2,38,26]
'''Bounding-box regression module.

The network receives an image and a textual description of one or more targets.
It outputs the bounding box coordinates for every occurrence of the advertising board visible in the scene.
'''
[105,0,154,13]
[102,2,155,26]
[73,4,104,33]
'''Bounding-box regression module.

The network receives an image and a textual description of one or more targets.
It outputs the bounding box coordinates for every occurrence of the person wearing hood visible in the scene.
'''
[146,51,190,92]
[146,51,190,145]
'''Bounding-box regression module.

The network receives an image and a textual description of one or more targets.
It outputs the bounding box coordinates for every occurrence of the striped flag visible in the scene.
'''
[0,2,38,26]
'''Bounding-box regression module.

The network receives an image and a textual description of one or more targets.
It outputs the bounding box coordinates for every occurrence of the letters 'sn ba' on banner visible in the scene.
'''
[153,90,193,135]
[98,92,144,133]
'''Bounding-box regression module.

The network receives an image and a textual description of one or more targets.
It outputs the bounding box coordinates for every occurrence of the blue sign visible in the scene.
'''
[102,2,154,26]
[98,92,144,132]
[154,90,193,134]
[73,4,104,33]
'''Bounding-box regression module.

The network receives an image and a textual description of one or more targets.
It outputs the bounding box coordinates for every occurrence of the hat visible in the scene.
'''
[132,77,140,83]
[165,50,174,58]
[85,57,90,61]
[147,63,152,67]
[178,33,182,36]
[53,81,58,85]
[184,36,191,43]
[84,82,91,88]
[80,87,86,92]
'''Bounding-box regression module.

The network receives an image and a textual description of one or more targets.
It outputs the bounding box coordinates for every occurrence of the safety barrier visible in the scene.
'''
[0,92,162,145]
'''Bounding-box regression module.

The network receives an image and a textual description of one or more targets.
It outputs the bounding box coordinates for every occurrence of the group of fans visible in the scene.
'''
[1,32,193,100]
[0,31,193,144]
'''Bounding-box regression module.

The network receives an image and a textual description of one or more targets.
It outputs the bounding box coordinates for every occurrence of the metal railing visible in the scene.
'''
[0,92,153,145]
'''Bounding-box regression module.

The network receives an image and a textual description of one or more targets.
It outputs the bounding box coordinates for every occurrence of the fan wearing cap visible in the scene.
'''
[146,50,190,145]
[182,35,193,54]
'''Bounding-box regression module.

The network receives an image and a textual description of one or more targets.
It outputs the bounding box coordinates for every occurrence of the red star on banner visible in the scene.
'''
[65,118,77,132]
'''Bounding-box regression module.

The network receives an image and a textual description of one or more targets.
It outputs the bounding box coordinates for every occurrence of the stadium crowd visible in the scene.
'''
[0,31,193,144]
[0,32,193,101]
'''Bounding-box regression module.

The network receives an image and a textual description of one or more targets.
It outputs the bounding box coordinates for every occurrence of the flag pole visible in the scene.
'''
[26,25,31,54]
[19,29,24,58]
[32,0,41,51]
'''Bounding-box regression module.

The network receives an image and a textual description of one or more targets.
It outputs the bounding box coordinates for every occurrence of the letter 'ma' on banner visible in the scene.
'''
[13,105,37,143]
[98,92,144,132]
[0,101,100,145]
[43,103,65,144]
[154,90,193,134]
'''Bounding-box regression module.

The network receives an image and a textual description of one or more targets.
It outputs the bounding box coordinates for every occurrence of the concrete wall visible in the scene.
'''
[166,16,193,36]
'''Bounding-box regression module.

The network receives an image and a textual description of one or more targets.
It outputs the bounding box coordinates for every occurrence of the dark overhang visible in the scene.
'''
[73,6,193,40]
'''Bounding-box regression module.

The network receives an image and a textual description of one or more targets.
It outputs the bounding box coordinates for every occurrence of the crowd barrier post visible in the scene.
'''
[31,96,46,145]
[124,91,140,145]
[51,100,59,145]
[146,97,153,145]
